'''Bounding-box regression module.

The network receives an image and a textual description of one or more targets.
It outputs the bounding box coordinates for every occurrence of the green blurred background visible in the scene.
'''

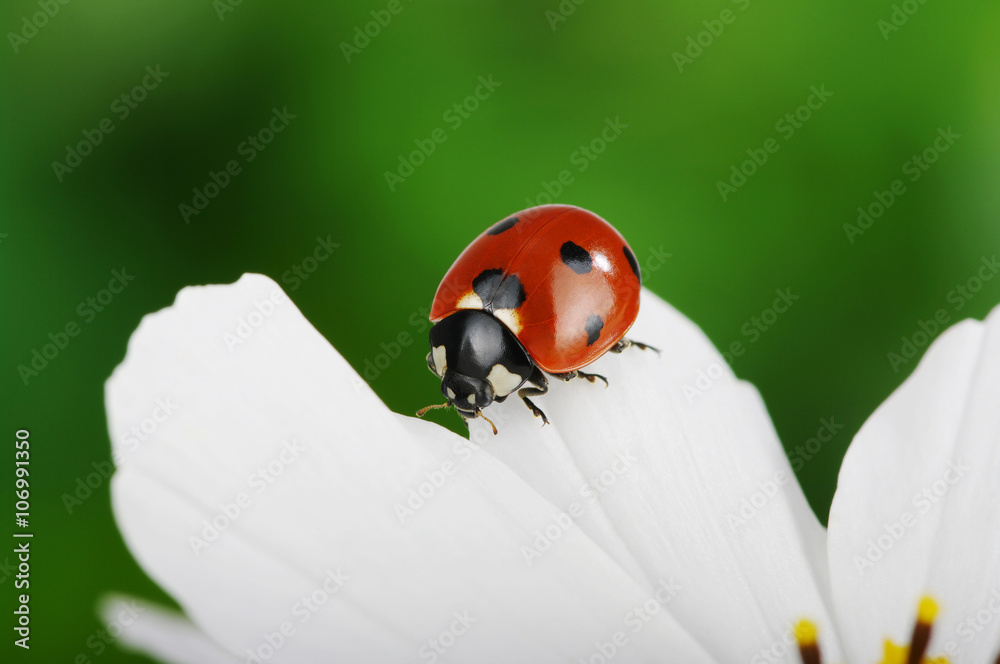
[2,0,998,660]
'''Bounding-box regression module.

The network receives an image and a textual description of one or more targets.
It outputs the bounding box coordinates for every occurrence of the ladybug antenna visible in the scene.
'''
[416,402,450,418]
[477,409,498,436]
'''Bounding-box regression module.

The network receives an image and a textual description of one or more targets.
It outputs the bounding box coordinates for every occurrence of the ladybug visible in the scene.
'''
[418,204,654,432]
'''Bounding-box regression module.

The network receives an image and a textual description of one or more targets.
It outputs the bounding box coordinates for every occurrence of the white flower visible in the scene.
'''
[103,273,1000,664]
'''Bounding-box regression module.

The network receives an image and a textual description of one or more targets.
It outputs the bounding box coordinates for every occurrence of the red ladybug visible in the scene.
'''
[419,204,654,432]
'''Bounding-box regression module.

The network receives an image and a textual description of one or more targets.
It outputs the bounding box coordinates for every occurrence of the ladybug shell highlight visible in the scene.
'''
[430,204,642,373]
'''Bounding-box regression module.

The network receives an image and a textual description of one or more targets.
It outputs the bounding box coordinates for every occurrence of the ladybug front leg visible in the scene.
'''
[517,368,550,425]
[552,369,609,387]
[611,338,660,354]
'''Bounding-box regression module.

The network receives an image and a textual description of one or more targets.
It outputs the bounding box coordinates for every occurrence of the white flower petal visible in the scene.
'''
[99,595,239,664]
[471,289,842,663]
[828,306,1000,664]
[107,274,715,663]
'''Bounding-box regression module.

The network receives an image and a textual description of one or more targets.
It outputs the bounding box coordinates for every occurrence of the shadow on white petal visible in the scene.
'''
[98,595,238,664]
[107,274,717,664]
[829,306,1000,664]
[473,288,843,663]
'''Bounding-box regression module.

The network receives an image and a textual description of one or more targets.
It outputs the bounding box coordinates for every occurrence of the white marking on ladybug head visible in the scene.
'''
[446,387,456,400]
[493,308,522,335]
[487,363,525,398]
[432,345,448,376]
[467,394,476,405]
[457,291,484,310]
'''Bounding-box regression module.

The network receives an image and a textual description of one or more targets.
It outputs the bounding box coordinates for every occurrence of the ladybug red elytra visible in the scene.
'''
[418,204,655,432]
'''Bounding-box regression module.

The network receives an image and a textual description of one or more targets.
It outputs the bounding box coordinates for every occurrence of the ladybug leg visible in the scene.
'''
[517,368,550,425]
[612,338,660,354]
[553,370,609,387]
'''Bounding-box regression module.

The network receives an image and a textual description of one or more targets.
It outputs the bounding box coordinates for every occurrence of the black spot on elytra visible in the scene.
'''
[472,269,503,301]
[561,241,592,274]
[472,269,526,311]
[487,216,518,235]
[623,245,640,283]
[585,314,604,346]
[492,274,526,310]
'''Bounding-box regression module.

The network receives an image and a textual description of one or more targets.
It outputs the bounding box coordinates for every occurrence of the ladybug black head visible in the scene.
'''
[423,309,534,424]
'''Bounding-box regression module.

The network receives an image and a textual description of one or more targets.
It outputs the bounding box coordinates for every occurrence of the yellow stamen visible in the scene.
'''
[877,595,948,664]
[881,640,950,664]
[917,596,939,624]
[795,619,821,664]
[795,620,818,647]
